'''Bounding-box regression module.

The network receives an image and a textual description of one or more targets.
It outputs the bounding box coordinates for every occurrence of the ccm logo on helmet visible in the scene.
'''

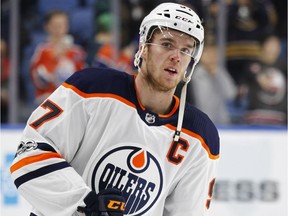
[175,16,193,24]
[107,200,125,211]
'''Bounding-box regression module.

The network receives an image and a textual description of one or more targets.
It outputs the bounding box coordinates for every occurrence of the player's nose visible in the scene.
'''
[169,49,181,62]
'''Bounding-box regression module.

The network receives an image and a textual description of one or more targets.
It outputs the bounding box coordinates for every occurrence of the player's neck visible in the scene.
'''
[135,75,175,115]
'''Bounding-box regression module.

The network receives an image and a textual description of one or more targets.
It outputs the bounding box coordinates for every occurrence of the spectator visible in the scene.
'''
[30,10,86,105]
[260,34,287,74]
[243,35,287,125]
[243,62,287,125]
[224,0,274,85]
[87,12,137,75]
[207,0,276,123]
[0,38,10,123]
[86,12,113,66]
[190,40,237,125]
[93,42,136,75]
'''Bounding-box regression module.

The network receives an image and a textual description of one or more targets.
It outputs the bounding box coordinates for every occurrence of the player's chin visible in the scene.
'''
[158,81,178,92]
[164,78,181,89]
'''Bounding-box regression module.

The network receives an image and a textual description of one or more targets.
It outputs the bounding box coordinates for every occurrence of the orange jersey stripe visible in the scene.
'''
[10,152,62,173]
[165,124,219,160]
[62,82,136,109]
[159,96,179,118]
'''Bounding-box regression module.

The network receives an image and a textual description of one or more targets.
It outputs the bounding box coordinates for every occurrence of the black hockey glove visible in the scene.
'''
[77,188,125,216]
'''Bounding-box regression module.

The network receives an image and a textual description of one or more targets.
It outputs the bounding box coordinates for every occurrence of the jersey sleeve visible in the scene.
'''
[164,155,218,215]
[10,76,91,215]
[164,118,220,216]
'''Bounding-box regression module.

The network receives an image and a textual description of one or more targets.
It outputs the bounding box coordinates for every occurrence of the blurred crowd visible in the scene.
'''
[1,0,287,126]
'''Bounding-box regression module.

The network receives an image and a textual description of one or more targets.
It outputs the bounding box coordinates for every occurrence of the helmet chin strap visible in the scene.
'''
[173,62,196,142]
[134,44,145,73]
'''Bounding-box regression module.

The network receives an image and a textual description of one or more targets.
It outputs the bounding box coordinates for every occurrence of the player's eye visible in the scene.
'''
[181,47,193,55]
[161,42,173,49]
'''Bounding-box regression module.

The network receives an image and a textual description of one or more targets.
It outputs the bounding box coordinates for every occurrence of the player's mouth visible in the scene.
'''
[164,67,178,75]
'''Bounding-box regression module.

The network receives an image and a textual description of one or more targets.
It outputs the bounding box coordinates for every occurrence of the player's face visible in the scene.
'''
[141,28,196,92]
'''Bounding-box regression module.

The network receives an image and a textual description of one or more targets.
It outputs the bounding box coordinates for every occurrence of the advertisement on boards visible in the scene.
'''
[209,129,287,216]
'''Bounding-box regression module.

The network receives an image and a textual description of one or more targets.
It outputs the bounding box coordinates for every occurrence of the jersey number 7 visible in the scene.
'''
[29,99,63,129]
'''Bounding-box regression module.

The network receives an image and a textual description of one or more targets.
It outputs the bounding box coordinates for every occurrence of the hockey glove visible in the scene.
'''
[77,188,125,216]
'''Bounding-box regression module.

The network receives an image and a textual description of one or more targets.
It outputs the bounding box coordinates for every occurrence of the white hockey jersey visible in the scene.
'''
[10,68,220,216]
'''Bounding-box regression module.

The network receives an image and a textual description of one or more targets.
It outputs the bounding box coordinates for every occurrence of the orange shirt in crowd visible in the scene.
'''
[30,42,86,104]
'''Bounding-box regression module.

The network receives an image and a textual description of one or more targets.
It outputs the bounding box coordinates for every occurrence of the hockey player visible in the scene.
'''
[10,3,220,216]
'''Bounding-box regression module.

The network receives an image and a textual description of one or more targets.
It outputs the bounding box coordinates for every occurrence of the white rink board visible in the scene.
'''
[209,128,288,216]
[1,126,287,216]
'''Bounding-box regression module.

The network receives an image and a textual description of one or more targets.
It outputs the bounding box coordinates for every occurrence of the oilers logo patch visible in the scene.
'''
[91,145,163,215]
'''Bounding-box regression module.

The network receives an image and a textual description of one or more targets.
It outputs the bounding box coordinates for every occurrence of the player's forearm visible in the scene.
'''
[10,140,90,215]
[16,170,90,215]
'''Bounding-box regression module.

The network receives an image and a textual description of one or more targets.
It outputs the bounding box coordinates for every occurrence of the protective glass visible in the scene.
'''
[145,26,197,59]
[145,42,196,59]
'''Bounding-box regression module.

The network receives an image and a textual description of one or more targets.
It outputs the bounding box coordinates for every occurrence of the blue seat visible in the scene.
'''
[38,0,78,14]
[85,0,96,6]
[69,8,94,42]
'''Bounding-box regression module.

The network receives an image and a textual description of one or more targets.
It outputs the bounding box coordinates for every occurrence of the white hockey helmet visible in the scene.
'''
[137,2,204,64]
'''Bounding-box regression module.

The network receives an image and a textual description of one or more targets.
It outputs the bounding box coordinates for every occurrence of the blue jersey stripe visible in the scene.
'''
[14,161,71,188]
[37,142,57,153]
